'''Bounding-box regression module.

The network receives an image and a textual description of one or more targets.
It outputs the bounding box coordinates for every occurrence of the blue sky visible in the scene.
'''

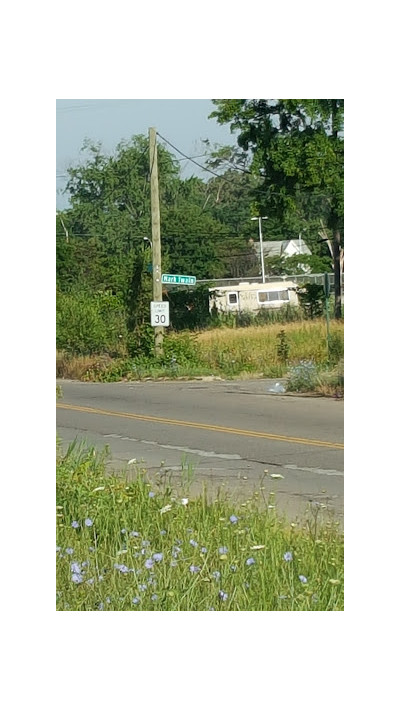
[56,99,237,210]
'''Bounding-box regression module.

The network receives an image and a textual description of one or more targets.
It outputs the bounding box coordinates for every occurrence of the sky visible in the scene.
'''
[56,99,237,210]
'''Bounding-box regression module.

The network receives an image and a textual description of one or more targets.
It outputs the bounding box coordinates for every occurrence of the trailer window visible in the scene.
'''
[228,292,238,304]
[258,290,289,303]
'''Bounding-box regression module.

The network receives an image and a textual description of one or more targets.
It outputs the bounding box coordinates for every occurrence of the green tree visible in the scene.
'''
[210,100,344,317]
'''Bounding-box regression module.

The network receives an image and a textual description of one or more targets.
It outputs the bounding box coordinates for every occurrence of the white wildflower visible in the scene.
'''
[160,504,172,514]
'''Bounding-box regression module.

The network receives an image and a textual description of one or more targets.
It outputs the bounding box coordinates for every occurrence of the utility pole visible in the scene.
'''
[149,127,163,357]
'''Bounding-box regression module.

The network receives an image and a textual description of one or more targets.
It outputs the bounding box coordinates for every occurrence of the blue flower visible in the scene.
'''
[145,558,154,569]
[201,547,208,554]
[283,552,293,562]
[219,590,228,601]
[142,540,150,547]
[153,553,163,562]
[229,515,238,524]
[87,578,95,585]
[189,565,200,573]
[299,575,308,584]
[246,557,256,566]
[151,594,158,601]
[71,521,79,529]
[71,573,84,584]
[132,597,140,605]
[160,530,167,536]
[212,571,221,580]
[70,562,82,574]
[149,491,155,498]
[130,531,140,537]
[219,546,228,555]
[189,539,198,547]
[85,518,93,527]
[65,547,74,555]
[114,564,129,573]
[138,584,147,592]
[230,565,237,572]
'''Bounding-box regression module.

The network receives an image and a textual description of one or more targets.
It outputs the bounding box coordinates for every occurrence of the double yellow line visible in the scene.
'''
[57,402,343,450]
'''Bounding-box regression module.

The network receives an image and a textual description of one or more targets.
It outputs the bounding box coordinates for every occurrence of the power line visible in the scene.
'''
[156,131,337,200]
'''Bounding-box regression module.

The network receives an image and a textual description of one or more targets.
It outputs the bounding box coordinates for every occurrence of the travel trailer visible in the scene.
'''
[209,281,299,315]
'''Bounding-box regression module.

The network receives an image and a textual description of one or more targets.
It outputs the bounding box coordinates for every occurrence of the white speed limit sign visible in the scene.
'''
[150,301,170,327]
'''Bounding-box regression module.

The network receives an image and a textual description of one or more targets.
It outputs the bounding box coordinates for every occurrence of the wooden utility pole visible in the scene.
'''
[149,127,164,356]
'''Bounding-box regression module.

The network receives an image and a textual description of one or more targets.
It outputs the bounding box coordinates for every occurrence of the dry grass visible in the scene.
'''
[195,320,344,371]
[56,351,114,380]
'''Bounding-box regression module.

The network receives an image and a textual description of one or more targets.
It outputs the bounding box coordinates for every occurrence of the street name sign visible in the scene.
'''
[161,274,196,285]
[150,301,170,327]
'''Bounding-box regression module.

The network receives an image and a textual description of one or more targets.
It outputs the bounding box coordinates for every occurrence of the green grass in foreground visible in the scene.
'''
[56,441,344,611]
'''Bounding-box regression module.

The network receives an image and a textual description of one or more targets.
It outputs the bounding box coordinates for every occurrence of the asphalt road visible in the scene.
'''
[56,378,344,525]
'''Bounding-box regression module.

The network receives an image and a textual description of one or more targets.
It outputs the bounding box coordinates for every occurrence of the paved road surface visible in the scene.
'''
[56,378,344,525]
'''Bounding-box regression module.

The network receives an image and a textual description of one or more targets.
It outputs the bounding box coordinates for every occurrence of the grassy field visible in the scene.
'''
[56,441,344,612]
[56,319,344,394]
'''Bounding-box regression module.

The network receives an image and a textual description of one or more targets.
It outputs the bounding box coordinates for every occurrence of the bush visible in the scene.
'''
[57,290,128,356]
[286,360,319,392]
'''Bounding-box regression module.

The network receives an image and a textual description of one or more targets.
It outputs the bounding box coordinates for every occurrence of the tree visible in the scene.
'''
[210,100,344,317]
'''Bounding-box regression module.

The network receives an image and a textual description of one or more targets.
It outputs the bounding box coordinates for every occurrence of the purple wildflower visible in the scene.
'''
[145,558,154,570]
[151,594,158,601]
[85,518,93,527]
[229,515,238,524]
[138,584,147,592]
[189,539,198,547]
[299,575,308,584]
[70,562,82,574]
[71,521,79,529]
[283,552,293,562]
[160,530,167,536]
[114,564,129,573]
[132,597,140,605]
[65,547,74,555]
[86,578,95,585]
[219,590,228,602]
[201,546,208,554]
[219,546,228,555]
[130,531,140,537]
[189,565,201,573]
[149,491,155,498]
[153,553,163,562]
[246,557,256,566]
[212,571,221,580]
[71,573,84,584]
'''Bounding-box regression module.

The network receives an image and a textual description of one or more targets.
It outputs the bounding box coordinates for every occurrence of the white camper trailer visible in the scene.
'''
[209,281,299,315]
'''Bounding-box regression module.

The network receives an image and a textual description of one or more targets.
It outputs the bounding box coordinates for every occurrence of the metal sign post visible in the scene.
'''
[324,272,331,359]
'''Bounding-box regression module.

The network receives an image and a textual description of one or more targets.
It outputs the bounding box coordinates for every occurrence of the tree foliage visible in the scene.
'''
[210,100,344,316]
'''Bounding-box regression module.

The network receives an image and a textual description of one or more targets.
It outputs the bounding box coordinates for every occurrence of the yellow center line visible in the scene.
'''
[57,402,344,450]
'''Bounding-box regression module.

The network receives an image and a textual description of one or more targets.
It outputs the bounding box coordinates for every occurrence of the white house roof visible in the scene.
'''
[254,239,311,257]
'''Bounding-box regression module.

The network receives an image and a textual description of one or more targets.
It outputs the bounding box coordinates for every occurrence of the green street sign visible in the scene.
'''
[161,274,196,285]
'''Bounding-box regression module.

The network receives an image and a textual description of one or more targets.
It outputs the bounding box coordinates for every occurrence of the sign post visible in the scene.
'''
[324,272,331,359]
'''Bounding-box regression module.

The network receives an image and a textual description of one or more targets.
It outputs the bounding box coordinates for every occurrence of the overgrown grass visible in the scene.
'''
[57,319,344,393]
[56,441,344,611]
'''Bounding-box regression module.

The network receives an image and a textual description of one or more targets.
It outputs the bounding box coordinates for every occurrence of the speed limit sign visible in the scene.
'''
[150,301,170,327]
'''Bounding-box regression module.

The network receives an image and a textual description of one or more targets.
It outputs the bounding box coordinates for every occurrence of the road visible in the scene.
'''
[56,378,344,525]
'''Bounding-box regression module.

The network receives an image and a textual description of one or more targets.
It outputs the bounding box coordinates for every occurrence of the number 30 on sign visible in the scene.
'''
[150,301,170,327]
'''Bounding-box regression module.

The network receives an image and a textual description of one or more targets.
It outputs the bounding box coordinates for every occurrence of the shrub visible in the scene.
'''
[286,360,319,392]
[56,290,128,356]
